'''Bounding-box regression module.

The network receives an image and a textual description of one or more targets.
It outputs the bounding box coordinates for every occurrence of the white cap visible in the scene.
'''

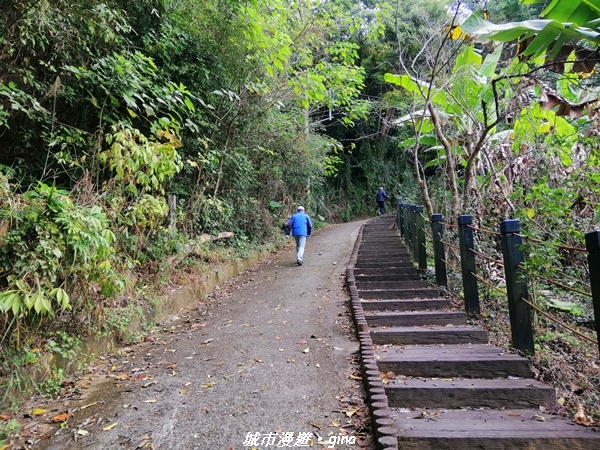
[297,206,305,211]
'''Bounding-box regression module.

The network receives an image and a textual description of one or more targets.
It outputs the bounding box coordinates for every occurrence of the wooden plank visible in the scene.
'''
[393,408,600,449]
[359,288,440,299]
[354,270,422,283]
[354,272,421,281]
[385,378,556,408]
[376,344,533,378]
[355,280,433,290]
[356,257,413,265]
[358,250,406,255]
[361,298,452,311]
[371,325,487,344]
[365,311,467,327]
[355,261,415,269]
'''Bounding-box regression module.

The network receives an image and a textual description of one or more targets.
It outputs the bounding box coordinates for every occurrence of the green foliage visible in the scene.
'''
[64,51,199,134]
[38,367,65,398]
[101,125,183,194]
[0,179,121,319]
[102,303,144,344]
[462,2,600,58]
[45,331,81,360]
[0,417,20,443]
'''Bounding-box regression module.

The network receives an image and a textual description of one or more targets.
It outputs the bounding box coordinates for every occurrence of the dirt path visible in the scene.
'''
[27,220,371,450]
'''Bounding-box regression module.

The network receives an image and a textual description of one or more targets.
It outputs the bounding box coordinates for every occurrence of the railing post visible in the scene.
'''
[585,230,600,354]
[398,202,404,238]
[431,214,447,286]
[404,205,411,249]
[406,204,413,251]
[500,219,535,354]
[411,206,419,260]
[458,215,480,315]
[415,206,426,270]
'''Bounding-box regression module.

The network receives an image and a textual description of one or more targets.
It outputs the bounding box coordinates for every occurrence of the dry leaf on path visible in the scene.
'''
[574,404,597,426]
[50,412,72,423]
[102,422,118,431]
[343,409,359,418]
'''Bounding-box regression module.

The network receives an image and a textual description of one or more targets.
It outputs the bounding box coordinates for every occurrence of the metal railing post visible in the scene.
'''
[415,206,426,270]
[585,230,600,354]
[398,202,404,238]
[405,205,413,249]
[402,203,409,247]
[458,215,480,315]
[500,219,535,354]
[431,214,447,286]
[411,206,418,260]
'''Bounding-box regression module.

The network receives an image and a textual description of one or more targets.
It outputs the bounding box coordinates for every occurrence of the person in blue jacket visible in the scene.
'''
[376,186,389,215]
[285,206,313,266]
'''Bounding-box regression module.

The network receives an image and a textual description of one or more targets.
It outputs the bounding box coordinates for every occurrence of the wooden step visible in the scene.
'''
[356,256,412,264]
[365,311,467,327]
[356,280,432,290]
[354,268,421,280]
[371,325,487,345]
[392,407,600,449]
[359,288,440,299]
[375,344,533,378]
[360,237,400,242]
[363,230,400,234]
[356,248,411,255]
[359,246,405,251]
[385,377,556,409]
[355,261,415,269]
[361,298,452,312]
[354,272,421,281]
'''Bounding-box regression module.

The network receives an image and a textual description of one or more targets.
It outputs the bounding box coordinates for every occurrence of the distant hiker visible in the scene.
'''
[285,206,313,266]
[376,186,389,215]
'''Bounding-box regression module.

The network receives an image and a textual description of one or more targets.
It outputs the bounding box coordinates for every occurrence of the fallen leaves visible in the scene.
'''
[574,404,598,426]
[50,412,72,423]
[343,408,360,418]
[380,371,395,384]
[102,422,118,431]
[128,373,148,382]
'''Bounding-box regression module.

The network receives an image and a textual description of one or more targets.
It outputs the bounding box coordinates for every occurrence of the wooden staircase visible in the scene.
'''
[348,216,600,449]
